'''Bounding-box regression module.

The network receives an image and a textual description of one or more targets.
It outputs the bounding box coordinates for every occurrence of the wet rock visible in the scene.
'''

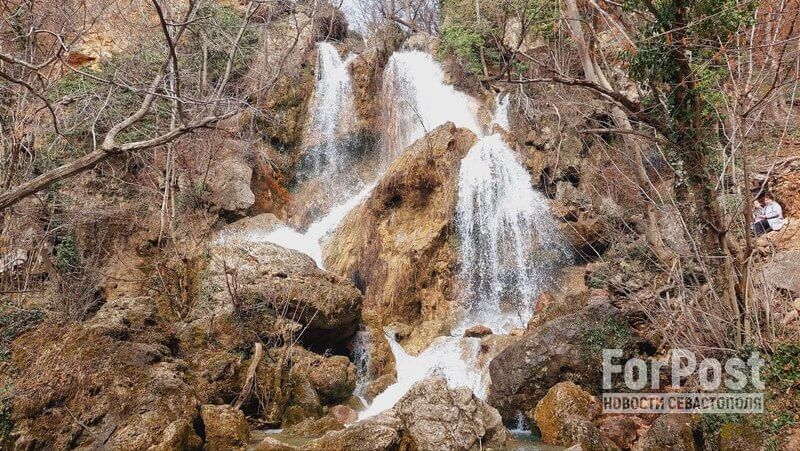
[307,355,357,404]
[202,241,363,347]
[634,415,696,451]
[306,412,405,451]
[464,324,493,338]
[717,423,762,451]
[488,301,653,420]
[329,404,359,425]
[282,375,323,426]
[532,382,601,445]
[254,436,299,451]
[309,376,508,450]
[201,404,250,451]
[365,373,397,402]
[324,123,478,325]
[284,414,344,438]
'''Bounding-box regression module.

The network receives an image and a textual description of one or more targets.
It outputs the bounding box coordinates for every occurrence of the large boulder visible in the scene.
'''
[201,404,250,451]
[206,141,256,215]
[308,376,509,451]
[488,301,653,420]
[532,381,601,445]
[201,241,363,347]
[634,415,696,451]
[393,376,509,450]
[323,123,478,326]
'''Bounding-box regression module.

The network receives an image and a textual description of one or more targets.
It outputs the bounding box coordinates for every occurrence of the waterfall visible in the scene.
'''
[455,133,563,333]
[299,42,358,181]
[360,334,485,419]
[352,330,371,400]
[380,51,482,165]
[255,182,375,268]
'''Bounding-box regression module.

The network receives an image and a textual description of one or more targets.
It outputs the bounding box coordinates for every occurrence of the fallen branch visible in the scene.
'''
[233,342,264,410]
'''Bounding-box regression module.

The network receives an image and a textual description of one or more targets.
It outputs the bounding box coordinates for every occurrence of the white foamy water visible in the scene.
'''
[381,51,482,165]
[260,183,374,267]
[360,333,485,419]
[455,133,563,333]
[454,97,564,333]
[360,85,561,418]
[302,42,357,178]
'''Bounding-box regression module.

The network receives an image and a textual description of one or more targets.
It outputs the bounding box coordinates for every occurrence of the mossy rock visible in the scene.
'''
[718,422,762,451]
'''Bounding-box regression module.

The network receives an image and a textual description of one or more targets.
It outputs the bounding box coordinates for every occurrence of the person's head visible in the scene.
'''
[763,193,775,205]
[753,199,762,209]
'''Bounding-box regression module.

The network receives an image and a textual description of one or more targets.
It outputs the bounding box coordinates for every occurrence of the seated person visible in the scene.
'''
[753,192,784,236]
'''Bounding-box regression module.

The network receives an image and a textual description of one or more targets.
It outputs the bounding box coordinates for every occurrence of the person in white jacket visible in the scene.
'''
[753,192,785,236]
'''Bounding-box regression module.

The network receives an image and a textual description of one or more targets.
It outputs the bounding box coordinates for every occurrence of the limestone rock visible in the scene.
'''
[532,381,601,445]
[306,412,405,451]
[201,404,250,451]
[365,373,397,402]
[284,415,344,438]
[761,249,800,294]
[464,324,493,338]
[488,301,652,420]
[634,415,696,451]
[202,241,363,346]
[596,415,641,450]
[147,420,202,451]
[206,143,256,214]
[393,376,509,450]
[309,376,508,451]
[561,418,621,451]
[86,296,158,339]
[323,123,478,325]
[307,355,357,404]
[329,404,359,425]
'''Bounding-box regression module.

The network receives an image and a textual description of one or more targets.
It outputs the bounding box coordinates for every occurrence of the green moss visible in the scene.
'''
[582,316,632,354]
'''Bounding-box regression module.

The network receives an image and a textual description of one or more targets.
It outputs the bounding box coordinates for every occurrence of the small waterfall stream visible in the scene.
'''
[299,42,358,180]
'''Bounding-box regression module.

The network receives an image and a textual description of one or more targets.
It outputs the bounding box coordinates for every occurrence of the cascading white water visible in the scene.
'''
[359,90,564,419]
[301,42,358,179]
[455,133,564,333]
[381,51,482,165]
[360,334,485,418]
[253,182,375,267]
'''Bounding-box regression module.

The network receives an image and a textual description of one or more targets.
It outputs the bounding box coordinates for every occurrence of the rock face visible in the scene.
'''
[202,241,363,347]
[206,141,256,215]
[488,301,653,420]
[201,404,250,451]
[761,249,800,294]
[8,297,201,450]
[323,123,478,326]
[309,376,509,451]
[532,381,601,445]
[634,415,697,451]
